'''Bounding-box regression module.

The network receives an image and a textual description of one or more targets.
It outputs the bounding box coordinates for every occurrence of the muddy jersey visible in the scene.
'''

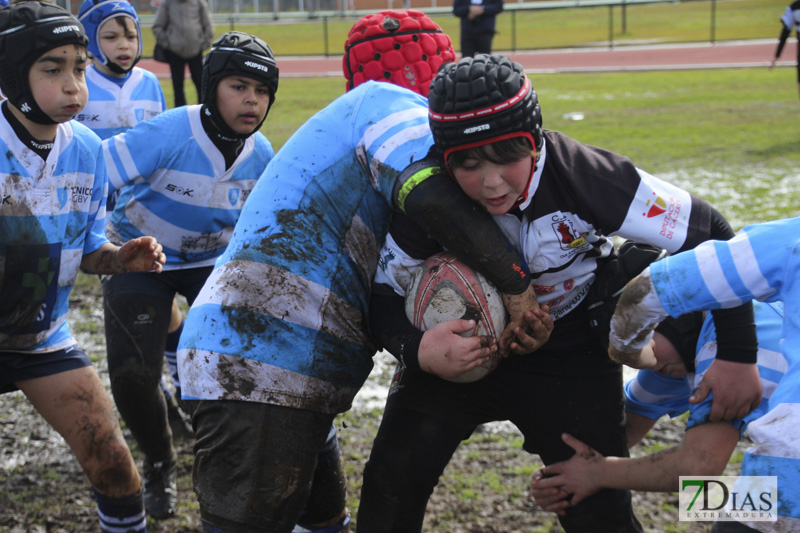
[74,66,166,141]
[377,130,710,323]
[103,105,274,269]
[625,301,785,433]
[0,114,109,352]
[644,217,800,530]
[178,81,435,414]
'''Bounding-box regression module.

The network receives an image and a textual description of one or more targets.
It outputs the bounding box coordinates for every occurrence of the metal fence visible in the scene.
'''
[57,0,777,56]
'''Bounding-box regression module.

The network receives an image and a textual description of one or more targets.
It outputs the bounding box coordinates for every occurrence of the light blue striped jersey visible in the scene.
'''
[74,65,166,141]
[647,217,800,528]
[103,105,274,270]
[178,81,434,414]
[0,114,109,352]
[625,300,786,434]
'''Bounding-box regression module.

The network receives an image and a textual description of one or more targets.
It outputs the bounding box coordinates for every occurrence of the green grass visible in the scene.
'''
[139,0,787,57]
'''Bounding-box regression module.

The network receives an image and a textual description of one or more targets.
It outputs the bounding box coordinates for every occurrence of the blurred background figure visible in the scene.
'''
[152,0,214,107]
[769,1,800,99]
[453,0,503,57]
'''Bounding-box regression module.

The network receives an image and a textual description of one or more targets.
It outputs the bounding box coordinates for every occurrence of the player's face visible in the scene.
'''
[215,75,272,135]
[29,44,89,124]
[652,331,688,378]
[451,144,533,216]
[97,17,139,75]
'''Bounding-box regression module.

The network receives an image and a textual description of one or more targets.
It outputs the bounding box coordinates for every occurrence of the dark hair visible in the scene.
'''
[109,14,135,33]
[446,136,533,170]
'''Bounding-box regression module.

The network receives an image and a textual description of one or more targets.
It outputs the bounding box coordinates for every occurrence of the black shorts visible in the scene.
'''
[358,313,642,532]
[0,344,90,394]
[187,399,342,532]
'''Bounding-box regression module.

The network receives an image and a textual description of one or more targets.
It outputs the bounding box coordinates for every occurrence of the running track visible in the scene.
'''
[138,38,795,78]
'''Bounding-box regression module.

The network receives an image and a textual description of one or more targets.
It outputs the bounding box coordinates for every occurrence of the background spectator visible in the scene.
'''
[453,0,503,57]
[769,1,800,99]
[152,0,214,107]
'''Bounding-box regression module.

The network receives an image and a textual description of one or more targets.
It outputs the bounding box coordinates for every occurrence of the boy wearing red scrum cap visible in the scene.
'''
[358,54,760,532]
[343,9,455,96]
[178,12,547,533]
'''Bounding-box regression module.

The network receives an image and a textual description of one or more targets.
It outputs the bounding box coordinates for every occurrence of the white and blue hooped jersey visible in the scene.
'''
[648,216,800,529]
[178,81,435,414]
[74,66,166,141]
[0,115,109,352]
[103,105,274,270]
[625,300,786,434]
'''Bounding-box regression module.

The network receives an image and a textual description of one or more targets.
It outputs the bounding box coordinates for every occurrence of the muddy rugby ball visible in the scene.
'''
[405,252,508,383]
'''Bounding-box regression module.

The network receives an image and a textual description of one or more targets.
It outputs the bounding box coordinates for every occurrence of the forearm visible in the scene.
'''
[80,243,124,275]
[625,412,658,448]
[396,164,529,295]
[608,270,667,355]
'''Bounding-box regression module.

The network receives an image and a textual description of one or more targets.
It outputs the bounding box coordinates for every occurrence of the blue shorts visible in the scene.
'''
[0,345,91,394]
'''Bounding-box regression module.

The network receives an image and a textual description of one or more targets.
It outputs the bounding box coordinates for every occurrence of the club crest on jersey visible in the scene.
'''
[57,188,68,209]
[643,191,682,241]
[228,188,240,206]
[551,215,586,250]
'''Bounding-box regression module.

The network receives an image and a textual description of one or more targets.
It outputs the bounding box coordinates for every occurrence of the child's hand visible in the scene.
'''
[498,285,540,356]
[508,306,553,355]
[530,433,608,513]
[529,469,572,516]
[608,338,656,369]
[119,236,166,273]
[418,319,497,379]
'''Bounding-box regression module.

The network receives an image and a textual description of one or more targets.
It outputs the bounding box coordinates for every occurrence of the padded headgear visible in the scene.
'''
[201,31,279,139]
[0,1,89,125]
[343,10,455,96]
[428,54,543,158]
[655,312,705,373]
[79,0,142,75]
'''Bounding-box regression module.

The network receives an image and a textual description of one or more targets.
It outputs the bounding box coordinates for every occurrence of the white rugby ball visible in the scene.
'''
[405,252,508,383]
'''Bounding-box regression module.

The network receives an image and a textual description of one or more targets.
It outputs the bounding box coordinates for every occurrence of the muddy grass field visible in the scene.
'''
[0,274,747,532]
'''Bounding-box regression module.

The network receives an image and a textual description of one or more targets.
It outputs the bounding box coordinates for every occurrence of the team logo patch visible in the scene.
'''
[644,194,667,218]
[228,188,240,206]
[533,284,556,296]
[57,188,68,209]
[551,215,586,250]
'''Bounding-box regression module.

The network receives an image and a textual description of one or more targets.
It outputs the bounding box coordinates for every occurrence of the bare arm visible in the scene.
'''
[625,412,658,448]
[80,237,166,275]
[530,424,739,514]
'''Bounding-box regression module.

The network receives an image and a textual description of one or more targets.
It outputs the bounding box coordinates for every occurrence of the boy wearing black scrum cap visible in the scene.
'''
[101,31,278,519]
[0,2,167,531]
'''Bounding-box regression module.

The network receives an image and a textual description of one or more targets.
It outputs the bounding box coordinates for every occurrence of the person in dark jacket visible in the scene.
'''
[769,1,800,99]
[453,0,503,57]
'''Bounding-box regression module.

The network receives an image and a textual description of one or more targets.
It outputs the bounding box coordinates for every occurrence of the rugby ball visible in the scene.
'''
[405,252,508,383]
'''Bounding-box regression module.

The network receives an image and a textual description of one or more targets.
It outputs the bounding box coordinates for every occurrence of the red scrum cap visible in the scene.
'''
[343,10,455,96]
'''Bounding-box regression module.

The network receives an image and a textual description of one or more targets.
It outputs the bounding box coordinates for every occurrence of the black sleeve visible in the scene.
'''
[396,159,530,295]
[678,196,734,252]
[369,286,423,372]
[678,196,757,364]
[776,25,791,59]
